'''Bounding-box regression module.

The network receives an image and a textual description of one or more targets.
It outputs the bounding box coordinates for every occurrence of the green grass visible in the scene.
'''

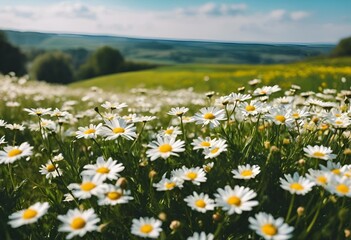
[70,57,351,94]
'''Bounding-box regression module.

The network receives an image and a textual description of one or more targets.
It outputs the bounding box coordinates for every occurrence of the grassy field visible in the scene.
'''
[70,57,351,94]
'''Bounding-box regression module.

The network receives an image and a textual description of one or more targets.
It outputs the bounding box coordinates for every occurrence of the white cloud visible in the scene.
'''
[290,11,310,21]
[0,2,348,43]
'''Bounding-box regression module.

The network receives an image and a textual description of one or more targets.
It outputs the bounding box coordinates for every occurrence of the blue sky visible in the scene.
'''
[0,0,350,43]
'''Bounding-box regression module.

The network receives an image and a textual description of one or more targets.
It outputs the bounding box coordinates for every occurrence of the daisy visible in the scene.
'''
[184,192,215,213]
[39,161,62,179]
[159,126,182,138]
[303,145,336,161]
[193,106,226,128]
[98,184,133,206]
[8,202,50,228]
[146,136,185,161]
[280,172,315,195]
[249,212,294,240]
[319,161,345,176]
[203,139,227,159]
[131,217,162,239]
[168,107,189,116]
[191,136,217,150]
[187,232,214,240]
[0,142,33,164]
[57,208,100,239]
[172,166,207,185]
[80,156,125,182]
[240,100,264,116]
[76,123,102,139]
[306,169,332,187]
[24,107,52,116]
[325,177,351,197]
[5,123,25,131]
[98,118,137,141]
[214,185,258,215]
[228,92,252,103]
[101,101,127,111]
[232,164,261,180]
[253,85,281,96]
[153,174,184,191]
[265,108,294,127]
[50,108,70,118]
[67,176,106,199]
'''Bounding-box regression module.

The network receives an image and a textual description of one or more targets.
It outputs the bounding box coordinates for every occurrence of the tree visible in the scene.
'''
[30,52,73,84]
[77,46,124,80]
[332,36,351,57]
[0,31,26,76]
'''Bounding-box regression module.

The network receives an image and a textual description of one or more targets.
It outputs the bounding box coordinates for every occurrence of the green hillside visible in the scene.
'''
[70,58,351,94]
[3,30,334,65]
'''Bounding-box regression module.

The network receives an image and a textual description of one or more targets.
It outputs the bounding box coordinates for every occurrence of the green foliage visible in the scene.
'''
[332,36,351,57]
[77,46,124,80]
[0,31,26,76]
[31,52,73,84]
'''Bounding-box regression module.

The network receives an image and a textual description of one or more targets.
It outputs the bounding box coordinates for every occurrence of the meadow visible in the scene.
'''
[0,59,351,239]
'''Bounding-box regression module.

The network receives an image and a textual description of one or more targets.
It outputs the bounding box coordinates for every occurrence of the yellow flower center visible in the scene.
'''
[84,129,96,134]
[159,144,172,153]
[8,148,22,157]
[22,209,38,219]
[227,196,241,206]
[275,115,286,123]
[96,167,110,174]
[292,113,300,119]
[203,113,215,120]
[71,217,86,230]
[261,224,277,236]
[290,183,304,191]
[46,164,55,172]
[186,172,197,180]
[113,127,125,134]
[332,169,341,175]
[312,151,325,158]
[317,176,327,185]
[335,120,343,125]
[245,105,256,112]
[195,199,206,208]
[210,147,219,154]
[201,141,211,147]
[320,124,329,131]
[165,129,173,135]
[107,191,122,200]
[241,169,253,177]
[140,224,153,234]
[335,113,341,117]
[80,182,96,191]
[336,184,349,194]
[165,182,176,189]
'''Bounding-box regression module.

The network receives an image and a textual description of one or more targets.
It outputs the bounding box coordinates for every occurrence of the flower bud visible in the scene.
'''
[170,220,181,230]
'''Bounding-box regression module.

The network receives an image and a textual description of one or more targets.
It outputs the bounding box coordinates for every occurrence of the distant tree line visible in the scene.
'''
[0,31,157,84]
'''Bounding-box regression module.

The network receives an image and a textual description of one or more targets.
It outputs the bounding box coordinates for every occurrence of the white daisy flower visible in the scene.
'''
[253,85,281,96]
[57,208,100,239]
[98,118,137,141]
[203,139,227,159]
[240,100,264,116]
[232,164,260,180]
[98,184,133,206]
[168,107,189,116]
[191,136,217,150]
[24,107,52,116]
[50,108,70,118]
[5,123,25,131]
[159,126,182,137]
[290,107,310,120]
[280,172,315,195]
[76,123,102,139]
[184,192,215,213]
[146,136,185,161]
[187,232,214,240]
[203,162,214,173]
[265,108,294,127]
[249,212,294,240]
[306,169,332,187]
[80,156,125,182]
[68,176,106,200]
[0,142,33,164]
[101,101,127,111]
[8,202,50,228]
[325,177,351,197]
[172,166,207,185]
[131,217,162,239]
[153,174,184,191]
[319,161,346,176]
[303,145,336,160]
[228,92,252,103]
[193,106,226,128]
[39,161,62,179]
[214,185,258,215]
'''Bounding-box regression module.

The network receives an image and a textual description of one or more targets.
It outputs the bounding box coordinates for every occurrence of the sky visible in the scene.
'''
[0,0,350,43]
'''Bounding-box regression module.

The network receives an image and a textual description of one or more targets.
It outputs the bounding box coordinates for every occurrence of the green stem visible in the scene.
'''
[286,194,295,222]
